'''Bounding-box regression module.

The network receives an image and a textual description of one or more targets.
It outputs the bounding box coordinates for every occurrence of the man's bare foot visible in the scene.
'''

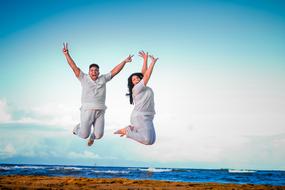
[87,139,94,146]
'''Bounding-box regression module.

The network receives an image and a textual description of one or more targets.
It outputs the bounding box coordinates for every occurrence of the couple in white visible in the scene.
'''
[62,43,158,146]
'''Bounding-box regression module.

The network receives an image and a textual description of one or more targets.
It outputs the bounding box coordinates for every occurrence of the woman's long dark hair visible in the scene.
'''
[126,72,143,104]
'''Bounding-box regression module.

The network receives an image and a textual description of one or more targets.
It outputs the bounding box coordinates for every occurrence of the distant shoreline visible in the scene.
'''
[0,175,284,190]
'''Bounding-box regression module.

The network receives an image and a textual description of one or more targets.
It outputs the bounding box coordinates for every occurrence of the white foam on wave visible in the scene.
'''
[0,166,10,170]
[228,169,256,173]
[62,167,84,170]
[93,170,129,174]
[127,167,137,171]
[14,166,46,170]
[49,166,85,171]
[139,167,172,173]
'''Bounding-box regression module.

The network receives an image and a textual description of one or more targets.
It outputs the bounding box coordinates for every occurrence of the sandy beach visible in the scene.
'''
[0,175,284,190]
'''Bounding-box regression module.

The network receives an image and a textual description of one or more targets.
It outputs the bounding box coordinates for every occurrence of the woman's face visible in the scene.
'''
[132,75,141,85]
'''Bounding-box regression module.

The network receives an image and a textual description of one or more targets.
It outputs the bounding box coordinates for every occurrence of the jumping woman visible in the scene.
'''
[114,51,158,145]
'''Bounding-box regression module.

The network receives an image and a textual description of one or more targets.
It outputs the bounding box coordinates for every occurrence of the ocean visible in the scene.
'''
[0,164,284,186]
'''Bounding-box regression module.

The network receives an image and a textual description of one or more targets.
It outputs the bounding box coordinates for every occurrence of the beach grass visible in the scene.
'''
[0,175,284,190]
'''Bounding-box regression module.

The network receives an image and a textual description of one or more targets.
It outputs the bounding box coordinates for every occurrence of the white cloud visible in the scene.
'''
[0,144,16,158]
[4,144,16,155]
[116,72,285,169]
[0,100,11,122]
[68,151,118,160]
[0,101,79,129]
[26,103,79,128]
[129,127,285,170]
[30,103,78,117]
[10,115,78,129]
[68,151,101,159]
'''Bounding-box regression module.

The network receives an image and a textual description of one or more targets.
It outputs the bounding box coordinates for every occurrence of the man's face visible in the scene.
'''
[89,67,99,81]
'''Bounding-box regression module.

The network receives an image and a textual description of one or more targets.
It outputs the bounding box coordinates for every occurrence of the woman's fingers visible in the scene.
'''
[149,55,158,62]
[139,51,149,59]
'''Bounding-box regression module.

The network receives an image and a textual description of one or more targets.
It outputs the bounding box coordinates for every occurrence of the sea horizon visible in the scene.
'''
[1,162,285,172]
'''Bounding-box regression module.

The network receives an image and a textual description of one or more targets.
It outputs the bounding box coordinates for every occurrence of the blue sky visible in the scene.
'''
[1,0,285,170]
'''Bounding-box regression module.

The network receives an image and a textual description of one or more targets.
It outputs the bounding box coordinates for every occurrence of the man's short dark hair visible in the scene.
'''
[89,63,99,69]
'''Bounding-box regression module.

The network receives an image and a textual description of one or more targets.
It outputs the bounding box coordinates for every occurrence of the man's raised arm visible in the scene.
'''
[62,42,80,78]
[111,55,133,78]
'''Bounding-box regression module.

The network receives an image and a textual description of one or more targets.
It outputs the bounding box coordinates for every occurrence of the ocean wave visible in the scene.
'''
[127,167,137,171]
[172,168,191,172]
[13,166,46,170]
[48,166,90,171]
[92,170,129,174]
[139,168,172,173]
[228,169,256,173]
[60,167,84,170]
[0,166,10,170]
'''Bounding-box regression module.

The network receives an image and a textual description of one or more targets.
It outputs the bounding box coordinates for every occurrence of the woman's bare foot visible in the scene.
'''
[114,127,127,137]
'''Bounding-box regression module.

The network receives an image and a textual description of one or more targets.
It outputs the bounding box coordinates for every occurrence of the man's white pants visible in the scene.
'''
[73,109,105,140]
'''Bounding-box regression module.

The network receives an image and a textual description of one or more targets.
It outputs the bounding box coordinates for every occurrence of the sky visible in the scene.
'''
[0,0,285,170]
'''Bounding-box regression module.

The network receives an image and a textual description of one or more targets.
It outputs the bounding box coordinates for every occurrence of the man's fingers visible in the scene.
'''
[128,55,134,62]
[63,42,68,49]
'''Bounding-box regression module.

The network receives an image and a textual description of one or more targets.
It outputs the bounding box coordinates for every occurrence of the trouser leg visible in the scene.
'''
[89,110,105,140]
[126,114,156,145]
[73,109,95,139]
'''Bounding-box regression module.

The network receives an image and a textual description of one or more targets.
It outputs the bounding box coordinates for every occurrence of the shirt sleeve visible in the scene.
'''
[103,72,112,82]
[132,80,145,96]
[77,69,84,81]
